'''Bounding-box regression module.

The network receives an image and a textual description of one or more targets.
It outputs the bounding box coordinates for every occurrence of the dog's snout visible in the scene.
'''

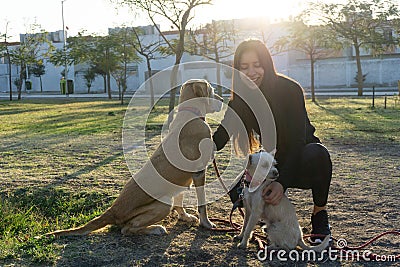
[272,169,279,178]
[214,93,223,102]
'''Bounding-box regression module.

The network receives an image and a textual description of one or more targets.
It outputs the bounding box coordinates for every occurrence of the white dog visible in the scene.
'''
[236,151,330,252]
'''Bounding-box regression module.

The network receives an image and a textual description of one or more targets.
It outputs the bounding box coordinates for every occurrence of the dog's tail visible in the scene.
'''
[46,209,115,237]
[298,235,330,252]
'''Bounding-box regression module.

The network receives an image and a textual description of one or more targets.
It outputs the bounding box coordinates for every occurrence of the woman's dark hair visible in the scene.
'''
[230,39,278,155]
[233,39,277,92]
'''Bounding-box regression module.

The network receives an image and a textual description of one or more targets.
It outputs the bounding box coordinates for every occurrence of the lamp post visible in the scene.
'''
[61,0,68,94]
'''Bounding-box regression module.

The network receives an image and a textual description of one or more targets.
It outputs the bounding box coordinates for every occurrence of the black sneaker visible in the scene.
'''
[310,210,332,244]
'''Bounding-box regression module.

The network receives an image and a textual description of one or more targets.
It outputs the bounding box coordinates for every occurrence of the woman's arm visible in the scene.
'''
[212,123,230,151]
[212,100,236,151]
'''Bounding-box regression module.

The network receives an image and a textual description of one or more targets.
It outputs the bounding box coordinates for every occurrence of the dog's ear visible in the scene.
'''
[192,82,210,105]
[192,82,209,97]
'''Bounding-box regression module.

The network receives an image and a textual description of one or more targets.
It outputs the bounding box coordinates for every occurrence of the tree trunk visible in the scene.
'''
[167,16,187,126]
[121,83,125,105]
[310,56,315,102]
[40,76,43,92]
[121,41,127,105]
[106,48,112,99]
[7,54,12,101]
[216,61,222,96]
[167,64,180,126]
[17,66,24,100]
[103,75,107,93]
[146,56,155,108]
[118,83,121,100]
[107,72,112,99]
[354,43,363,96]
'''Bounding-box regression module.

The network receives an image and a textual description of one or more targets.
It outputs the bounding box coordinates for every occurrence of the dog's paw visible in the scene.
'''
[179,213,200,224]
[200,219,216,229]
[237,241,249,249]
[146,225,168,235]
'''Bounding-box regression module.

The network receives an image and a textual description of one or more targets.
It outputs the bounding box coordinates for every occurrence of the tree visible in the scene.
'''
[111,65,126,100]
[0,22,13,101]
[49,31,89,78]
[126,26,165,107]
[9,24,54,100]
[115,0,212,124]
[30,61,46,92]
[188,20,235,95]
[308,0,400,96]
[273,21,340,102]
[82,67,96,93]
[109,28,142,104]
[51,32,136,99]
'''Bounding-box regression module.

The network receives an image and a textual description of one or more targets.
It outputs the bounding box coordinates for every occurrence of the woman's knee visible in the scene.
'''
[303,143,331,165]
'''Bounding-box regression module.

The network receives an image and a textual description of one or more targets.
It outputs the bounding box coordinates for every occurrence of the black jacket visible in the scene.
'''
[212,74,320,188]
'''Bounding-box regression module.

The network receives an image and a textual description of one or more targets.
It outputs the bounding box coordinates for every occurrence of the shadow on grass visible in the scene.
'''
[314,100,400,140]
[1,187,112,219]
[51,151,125,187]
[0,149,124,224]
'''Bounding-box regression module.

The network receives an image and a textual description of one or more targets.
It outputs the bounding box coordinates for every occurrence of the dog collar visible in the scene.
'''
[244,169,253,183]
[177,106,205,121]
[242,169,252,187]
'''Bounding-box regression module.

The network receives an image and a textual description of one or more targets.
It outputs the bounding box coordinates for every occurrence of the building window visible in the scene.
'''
[127,65,138,76]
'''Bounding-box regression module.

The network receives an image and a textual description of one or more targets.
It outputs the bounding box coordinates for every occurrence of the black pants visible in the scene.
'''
[283,143,332,207]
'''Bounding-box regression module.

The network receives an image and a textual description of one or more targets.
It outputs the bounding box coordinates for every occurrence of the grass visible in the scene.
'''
[0,96,399,265]
[308,98,400,144]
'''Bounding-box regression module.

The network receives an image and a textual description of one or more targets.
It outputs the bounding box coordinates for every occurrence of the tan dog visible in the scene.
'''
[236,151,330,252]
[47,79,223,236]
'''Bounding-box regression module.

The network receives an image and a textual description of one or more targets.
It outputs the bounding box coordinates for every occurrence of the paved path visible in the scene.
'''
[1,87,398,100]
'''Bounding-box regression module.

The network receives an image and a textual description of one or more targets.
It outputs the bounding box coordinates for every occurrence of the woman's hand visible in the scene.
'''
[262,181,284,205]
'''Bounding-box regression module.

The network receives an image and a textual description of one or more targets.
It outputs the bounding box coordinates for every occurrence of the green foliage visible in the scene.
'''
[13,77,22,88]
[29,61,46,77]
[187,20,235,61]
[273,20,341,101]
[51,30,142,96]
[306,0,400,95]
[7,25,54,95]
[82,68,97,93]
[0,39,6,56]
[274,21,339,58]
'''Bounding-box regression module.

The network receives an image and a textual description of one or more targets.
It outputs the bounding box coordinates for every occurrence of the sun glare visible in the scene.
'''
[201,0,304,23]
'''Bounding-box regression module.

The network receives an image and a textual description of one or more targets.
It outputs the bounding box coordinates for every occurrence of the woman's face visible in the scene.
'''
[239,50,264,88]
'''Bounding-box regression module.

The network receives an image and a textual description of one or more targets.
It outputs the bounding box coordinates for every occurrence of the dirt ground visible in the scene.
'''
[47,140,399,267]
[1,99,398,266]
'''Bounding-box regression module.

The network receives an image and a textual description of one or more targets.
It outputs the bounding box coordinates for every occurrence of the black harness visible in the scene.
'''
[228,170,252,209]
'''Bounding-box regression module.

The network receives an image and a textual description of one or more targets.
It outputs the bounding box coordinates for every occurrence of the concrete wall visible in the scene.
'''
[287,57,400,89]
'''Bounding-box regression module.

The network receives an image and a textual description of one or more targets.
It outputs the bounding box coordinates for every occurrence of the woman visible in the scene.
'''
[213,39,332,243]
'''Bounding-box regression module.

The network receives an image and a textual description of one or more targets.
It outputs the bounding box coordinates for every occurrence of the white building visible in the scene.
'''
[1,18,399,94]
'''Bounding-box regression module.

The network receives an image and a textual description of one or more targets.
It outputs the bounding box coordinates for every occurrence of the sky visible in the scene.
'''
[1,0,337,42]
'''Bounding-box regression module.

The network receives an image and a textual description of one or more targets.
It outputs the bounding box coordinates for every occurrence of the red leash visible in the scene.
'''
[212,159,229,193]
[210,159,269,251]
